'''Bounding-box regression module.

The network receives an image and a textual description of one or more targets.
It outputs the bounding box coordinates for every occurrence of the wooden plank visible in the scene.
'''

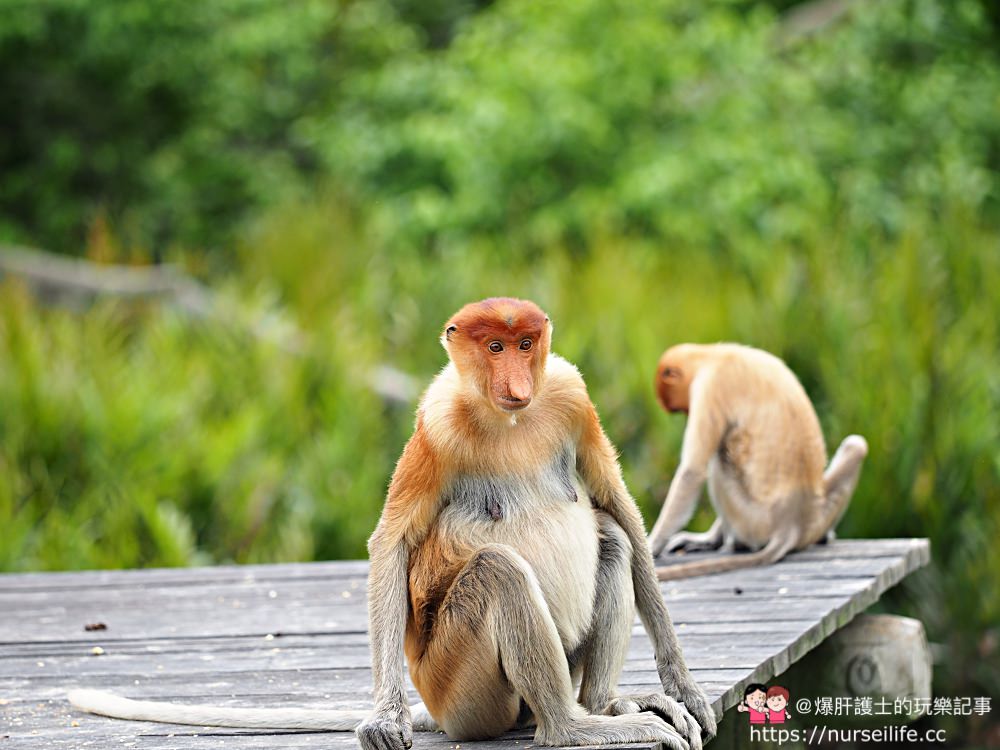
[0,573,874,623]
[0,539,923,593]
[0,539,929,749]
[0,561,371,593]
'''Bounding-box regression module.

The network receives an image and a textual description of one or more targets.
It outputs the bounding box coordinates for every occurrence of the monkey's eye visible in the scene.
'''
[662,367,678,379]
[519,338,532,351]
[488,341,504,353]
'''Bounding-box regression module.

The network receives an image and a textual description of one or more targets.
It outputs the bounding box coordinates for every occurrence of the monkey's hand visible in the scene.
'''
[356,707,412,750]
[604,693,704,750]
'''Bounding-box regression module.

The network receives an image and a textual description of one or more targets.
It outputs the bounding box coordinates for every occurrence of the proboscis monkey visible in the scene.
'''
[648,343,868,581]
[68,299,716,750]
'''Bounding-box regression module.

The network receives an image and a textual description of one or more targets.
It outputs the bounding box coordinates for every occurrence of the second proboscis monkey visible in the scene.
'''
[649,343,868,580]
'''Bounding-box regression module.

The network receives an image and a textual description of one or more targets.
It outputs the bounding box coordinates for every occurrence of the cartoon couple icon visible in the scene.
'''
[737,684,791,724]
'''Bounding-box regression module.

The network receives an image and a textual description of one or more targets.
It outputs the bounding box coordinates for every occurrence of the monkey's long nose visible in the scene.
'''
[497,375,532,411]
[507,377,532,403]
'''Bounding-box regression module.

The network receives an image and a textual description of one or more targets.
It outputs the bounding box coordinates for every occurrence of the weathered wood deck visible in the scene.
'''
[1,539,928,749]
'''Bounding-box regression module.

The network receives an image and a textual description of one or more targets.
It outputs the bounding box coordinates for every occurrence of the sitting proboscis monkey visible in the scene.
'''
[649,343,868,580]
[69,299,716,750]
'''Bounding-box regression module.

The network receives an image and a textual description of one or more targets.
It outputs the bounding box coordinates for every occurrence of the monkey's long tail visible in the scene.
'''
[69,689,368,730]
[655,531,798,581]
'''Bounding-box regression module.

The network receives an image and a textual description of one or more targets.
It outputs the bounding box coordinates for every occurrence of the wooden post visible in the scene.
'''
[781,614,933,724]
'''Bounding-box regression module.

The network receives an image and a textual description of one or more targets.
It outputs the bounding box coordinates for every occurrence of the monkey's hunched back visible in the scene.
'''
[706,344,828,501]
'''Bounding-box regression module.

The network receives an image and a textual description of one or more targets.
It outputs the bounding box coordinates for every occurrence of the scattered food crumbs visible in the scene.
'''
[268,590,277,599]
[71,721,80,727]
[778,586,789,594]
[90,646,105,656]
[156,665,164,670]
[341,591,351,598]
[733,587,743,595]
[271,648,281,653]
[0,699,8,705]
[264,634,274,641]
[36,662,44,667]
[83,623,107,632]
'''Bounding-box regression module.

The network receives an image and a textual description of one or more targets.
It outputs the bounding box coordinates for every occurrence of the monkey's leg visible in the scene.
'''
[819,435,868,532]
[664,518,725,554]
[576,514,702,750]
[824,435,868,503]
[416,544,686,749]
[576,513,635,714]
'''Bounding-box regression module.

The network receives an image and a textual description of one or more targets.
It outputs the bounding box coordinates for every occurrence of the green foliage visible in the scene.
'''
[0,0,421,252]
[330,0,1000,257]
[0,0,998,740]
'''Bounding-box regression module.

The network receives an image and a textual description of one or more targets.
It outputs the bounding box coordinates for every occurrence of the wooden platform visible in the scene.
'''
[0,539,928,749]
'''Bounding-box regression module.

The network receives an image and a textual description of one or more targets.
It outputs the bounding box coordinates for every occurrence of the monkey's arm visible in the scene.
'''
[577,404,717,739]
[357,425,444,750]
[648,379,727,557]
[357,531,413,750]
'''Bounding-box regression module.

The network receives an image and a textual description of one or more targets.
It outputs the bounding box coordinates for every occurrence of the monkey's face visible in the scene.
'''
[655,350,692,414]
[443,298,551,414]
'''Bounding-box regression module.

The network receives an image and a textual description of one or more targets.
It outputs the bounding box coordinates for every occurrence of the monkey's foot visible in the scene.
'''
[537,712,688,750]
[665,531,723,554]
[675,682,718,742]
[604,694,703,750]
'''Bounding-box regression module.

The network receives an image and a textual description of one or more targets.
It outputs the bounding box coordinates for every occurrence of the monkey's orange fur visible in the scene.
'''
[386,299,589,711]
[367,298,714,744]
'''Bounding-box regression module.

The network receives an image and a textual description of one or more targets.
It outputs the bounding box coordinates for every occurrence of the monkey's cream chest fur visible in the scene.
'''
[436,451,600,651]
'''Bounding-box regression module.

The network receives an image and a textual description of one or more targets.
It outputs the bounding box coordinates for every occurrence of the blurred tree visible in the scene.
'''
[0,0,423,254]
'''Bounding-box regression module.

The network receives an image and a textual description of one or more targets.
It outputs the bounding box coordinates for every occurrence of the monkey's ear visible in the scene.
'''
[441,324,458,349]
